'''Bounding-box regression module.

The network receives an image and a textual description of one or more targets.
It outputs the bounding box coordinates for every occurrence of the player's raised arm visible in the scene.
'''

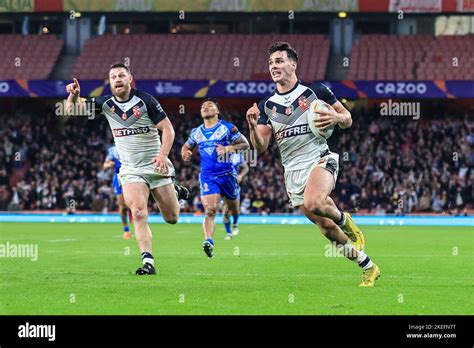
[65,78,83,115]
[246,102,272,154]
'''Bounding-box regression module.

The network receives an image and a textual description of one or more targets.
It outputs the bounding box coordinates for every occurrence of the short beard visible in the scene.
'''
[202,114,218,120]
[113,86,129,99]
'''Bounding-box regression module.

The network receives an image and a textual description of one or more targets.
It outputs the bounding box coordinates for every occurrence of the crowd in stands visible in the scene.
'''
[0,104,472,216]
[331,107,472,216]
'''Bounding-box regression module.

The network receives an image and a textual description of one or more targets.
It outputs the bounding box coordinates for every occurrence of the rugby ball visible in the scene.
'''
[307,99,334,139]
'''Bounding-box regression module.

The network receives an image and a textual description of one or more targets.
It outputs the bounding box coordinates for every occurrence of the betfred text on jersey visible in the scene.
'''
[113,126,150,137]
[274,124,311,141]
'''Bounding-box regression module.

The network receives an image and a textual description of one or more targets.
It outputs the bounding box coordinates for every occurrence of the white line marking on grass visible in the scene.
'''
[45,250,122,254]
[2,270,471,281]
[48,239,78,243]
[151,272,474,281]
[43,250,464,258]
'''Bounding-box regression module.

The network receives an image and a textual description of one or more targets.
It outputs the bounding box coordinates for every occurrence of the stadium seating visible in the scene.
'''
[0,35,63,79]
[71,34,330,81]
[3,33,470,81]
[416,35,474,80]
[348,34,474,80]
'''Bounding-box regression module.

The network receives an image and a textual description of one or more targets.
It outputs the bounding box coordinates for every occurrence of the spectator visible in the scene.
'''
[419,190,431,211]
[432,194,444,213]
[251,192,265,214]
[0,107,471,215]
[240,193,251,214]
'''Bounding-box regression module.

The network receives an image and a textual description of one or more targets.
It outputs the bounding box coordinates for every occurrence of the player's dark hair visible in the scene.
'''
[268,42,299,63]
[202,98,221,114]
[109,62,131,74]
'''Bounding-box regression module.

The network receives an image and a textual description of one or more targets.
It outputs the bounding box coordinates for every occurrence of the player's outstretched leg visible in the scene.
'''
[300,206,380,287]
[223,205,232,240]
[151,184,180,225]
[122,182,156,275]
[201,194,220,258]
[304,167,365,250]
[117,194,131,239]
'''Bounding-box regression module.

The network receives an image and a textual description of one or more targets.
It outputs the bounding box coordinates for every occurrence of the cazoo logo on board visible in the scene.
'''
[375,82,428,95]
[225,82,276,95]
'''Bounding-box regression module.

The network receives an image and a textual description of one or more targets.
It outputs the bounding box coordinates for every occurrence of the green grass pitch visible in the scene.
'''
[0,222,472,315]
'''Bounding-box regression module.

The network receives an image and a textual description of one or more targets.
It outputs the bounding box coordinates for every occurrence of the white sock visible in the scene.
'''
[141,252,154,266]
[143,257,154,266]
[342,242,373,270]
[355,249,373,270]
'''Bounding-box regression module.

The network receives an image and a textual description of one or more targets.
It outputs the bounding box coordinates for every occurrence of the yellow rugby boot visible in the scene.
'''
[341,212,365,251]
[359,263,381,287]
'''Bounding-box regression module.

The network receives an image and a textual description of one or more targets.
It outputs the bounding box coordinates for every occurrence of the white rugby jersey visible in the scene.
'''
[91,88,168,173]
[257,81,337,171]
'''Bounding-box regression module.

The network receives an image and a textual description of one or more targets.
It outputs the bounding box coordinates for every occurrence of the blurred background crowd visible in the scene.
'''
[0,104,472,216]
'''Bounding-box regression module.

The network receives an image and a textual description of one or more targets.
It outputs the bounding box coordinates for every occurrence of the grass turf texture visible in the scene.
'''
[0,222,472,315]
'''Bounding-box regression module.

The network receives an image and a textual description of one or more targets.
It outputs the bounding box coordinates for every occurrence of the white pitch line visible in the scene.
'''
[41,249,469,258]
[48,239,78,243]
[3,270,471,281]
[45,250,121,254]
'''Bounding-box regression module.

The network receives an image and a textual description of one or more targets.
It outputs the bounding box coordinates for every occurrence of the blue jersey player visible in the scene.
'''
[222,153,249,239]
[103,145,131,239]
[181,99,249,258]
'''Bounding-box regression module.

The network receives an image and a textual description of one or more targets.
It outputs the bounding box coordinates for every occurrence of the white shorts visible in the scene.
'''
[284,150,339,208]
[118,160,175,190]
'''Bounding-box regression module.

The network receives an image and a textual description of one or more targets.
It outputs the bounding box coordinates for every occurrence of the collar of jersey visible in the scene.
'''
[275,80,300,96]
[113,88,136,104]
[201,119,221,131]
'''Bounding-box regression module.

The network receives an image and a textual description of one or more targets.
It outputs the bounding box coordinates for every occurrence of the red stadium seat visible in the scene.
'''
[348,34,474,80]
[72,34,330,81]
[0,34,63,80]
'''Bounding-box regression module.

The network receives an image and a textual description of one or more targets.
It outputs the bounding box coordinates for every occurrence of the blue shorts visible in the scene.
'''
[200,172,240,200]
[112,173,122,195]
